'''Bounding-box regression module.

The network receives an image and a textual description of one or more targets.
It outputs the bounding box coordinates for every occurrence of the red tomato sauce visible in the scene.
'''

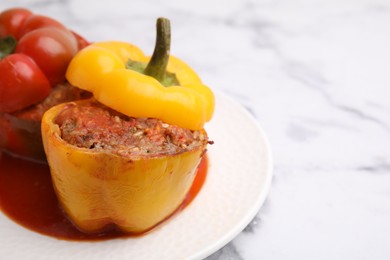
[0,153,208,241]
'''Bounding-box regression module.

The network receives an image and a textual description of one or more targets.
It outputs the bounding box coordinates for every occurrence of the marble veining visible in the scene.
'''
[1,0,390,259]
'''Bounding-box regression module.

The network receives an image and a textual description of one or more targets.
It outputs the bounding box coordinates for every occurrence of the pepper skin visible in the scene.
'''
[0,83,90,162]
[66,36,214,130]
[41,100,207,233]
[0,112,44,161]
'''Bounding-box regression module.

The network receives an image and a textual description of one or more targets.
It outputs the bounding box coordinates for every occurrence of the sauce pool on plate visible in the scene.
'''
[0,152,208,241]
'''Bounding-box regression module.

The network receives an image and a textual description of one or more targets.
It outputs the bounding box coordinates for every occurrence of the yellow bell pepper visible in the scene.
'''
[42,99,207,233]
[66,18,214,130]
[41,19,213,234]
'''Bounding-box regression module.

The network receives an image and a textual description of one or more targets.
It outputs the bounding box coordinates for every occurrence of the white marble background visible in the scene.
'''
[1,0,390,259]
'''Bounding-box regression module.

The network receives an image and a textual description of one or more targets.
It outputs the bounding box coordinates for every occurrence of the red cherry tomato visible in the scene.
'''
[16,27,78,85]
[0,54,51,113]
[17,14,67,38]
[0,8,32,39]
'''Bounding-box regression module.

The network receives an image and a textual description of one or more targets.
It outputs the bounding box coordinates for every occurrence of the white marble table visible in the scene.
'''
[1,0,389,259]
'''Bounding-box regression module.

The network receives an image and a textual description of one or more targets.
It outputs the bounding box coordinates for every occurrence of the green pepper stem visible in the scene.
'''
[0,36,17,59]
[144,18,171,82]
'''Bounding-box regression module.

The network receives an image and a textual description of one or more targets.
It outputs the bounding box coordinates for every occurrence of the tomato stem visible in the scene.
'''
[0,36,17,59]
[144,18,171,82]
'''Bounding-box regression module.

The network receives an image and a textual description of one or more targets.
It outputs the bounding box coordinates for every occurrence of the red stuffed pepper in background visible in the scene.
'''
[0,8,90,161]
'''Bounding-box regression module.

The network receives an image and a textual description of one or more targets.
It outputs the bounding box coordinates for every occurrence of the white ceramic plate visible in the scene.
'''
[0,91,273,260]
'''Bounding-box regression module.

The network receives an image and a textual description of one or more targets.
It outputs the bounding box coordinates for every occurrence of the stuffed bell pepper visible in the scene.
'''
[0,8,89,161]
[42,18,214,233]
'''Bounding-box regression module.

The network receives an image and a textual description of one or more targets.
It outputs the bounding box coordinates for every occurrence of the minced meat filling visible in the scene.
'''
[14,83,91,121]
[55,101,209,157]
